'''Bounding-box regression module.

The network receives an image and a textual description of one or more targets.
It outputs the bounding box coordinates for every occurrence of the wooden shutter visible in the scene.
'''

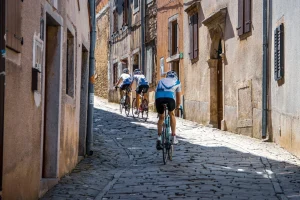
[113,10,118,32]
[237,0,244,36]
[168,22,172,56]
[189,15,193,59]
[274,24,284,81]
[6,0,22,52]
[244,0,251,33]
[123,0,128,25]
[193,13,198,59]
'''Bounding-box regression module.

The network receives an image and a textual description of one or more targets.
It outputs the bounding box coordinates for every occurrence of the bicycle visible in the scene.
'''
[115,86,131,117]
[132,88,148,121]
[161,104,173,165]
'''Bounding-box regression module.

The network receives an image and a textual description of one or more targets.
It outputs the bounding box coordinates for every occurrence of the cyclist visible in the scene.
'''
[114,68,132,101]
[155,70,181,150]
[130,69,149,113]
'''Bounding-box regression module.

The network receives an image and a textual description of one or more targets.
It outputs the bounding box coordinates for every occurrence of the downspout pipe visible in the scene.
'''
[141,0,145,73]
[87,0,96,156]
[262,0,268,139]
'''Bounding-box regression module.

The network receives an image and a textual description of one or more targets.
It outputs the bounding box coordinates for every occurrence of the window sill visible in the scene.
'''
[166,54,180,63]
[238,31,252,40]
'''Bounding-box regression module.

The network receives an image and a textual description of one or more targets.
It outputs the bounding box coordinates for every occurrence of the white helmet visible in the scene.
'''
[166,70,178,80]
[123,68,129,73]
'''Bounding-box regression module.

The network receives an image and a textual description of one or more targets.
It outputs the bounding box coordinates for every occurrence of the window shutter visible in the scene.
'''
[237,0,244,36]
[244,0,251,33]
[6,0,22,52]
[189,15,193,60]
[274,24,284,81]
[123,0,128,25]
[193,13,198,59]
[168,22,172,57]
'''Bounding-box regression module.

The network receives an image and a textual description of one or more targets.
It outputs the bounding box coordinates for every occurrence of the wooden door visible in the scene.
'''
[0,0,6,190]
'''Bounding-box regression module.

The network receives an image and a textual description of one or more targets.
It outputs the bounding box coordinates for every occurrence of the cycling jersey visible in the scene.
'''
[133,74,149,87]
[119,73,132,86]
[155,77,181,100]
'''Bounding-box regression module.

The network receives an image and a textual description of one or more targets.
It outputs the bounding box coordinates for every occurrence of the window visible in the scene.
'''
[113,9,118,33]
[168,20,178,56]
[160,57,164,76]
[66,30,75,97]
[147,0,153,4]
[146,47,153,83]
[133,0,139,14]
[113,63,118,84]
[189,13,198,60]
[274,24,284,81]
[237,0,251,36]
[6,0,22,52]
[123,0,128,26]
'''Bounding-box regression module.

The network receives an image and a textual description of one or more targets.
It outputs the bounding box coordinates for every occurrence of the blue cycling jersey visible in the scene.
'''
[155,77,181,100]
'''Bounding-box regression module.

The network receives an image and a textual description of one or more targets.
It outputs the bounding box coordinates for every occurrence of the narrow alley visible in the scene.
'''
[42,98,300,200]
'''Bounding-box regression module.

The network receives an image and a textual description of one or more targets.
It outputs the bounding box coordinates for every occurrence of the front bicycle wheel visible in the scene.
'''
[132,98,139,118]
[162,125,168,165]
[141,99,148,121]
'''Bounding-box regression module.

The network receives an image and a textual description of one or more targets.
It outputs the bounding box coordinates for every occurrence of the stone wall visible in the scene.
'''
[95,6,110,98]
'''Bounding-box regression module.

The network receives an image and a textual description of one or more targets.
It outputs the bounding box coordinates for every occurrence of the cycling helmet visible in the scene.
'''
[166,70,178,80]
[123,68,129,74]
[133,68,142,75]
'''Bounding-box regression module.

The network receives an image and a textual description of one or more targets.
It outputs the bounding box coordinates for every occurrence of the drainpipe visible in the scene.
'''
[141,0,145,73]
[262,0,268,139]
[87,0,96,156]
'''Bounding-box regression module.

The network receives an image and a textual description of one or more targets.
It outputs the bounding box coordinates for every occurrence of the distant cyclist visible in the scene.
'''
[130,69,149,113]
[155,71,181,150]
[114,68,132,99]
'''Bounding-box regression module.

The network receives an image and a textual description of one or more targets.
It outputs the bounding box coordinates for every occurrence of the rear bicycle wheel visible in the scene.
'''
[141,99,148,121]
[168,144,173,161]
[132,98,139,118]
[125,95,130,117]
[119,98,123,114]
[162,126,168,165]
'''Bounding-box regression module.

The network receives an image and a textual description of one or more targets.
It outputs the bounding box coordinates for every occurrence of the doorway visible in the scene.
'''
[0,0,5,190]
[217,41,223,129]
[78,47,89,157]
[42,14,62,178]
[171,61,180,80]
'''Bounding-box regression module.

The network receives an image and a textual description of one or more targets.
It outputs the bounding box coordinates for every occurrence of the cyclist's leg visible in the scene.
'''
[136,86,142,108]
[155,98,164,150]
[167,98,178,144]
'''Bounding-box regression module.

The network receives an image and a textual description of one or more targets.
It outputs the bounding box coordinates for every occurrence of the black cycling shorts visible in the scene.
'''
[120,84,130,90]
[155,98,175,115]
[136,85,149,94]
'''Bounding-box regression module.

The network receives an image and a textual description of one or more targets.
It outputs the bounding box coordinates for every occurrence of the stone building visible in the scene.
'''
[183,0,263,138]
[0,0,91,199]
[156,0,185,112]
[107,0,157,107]
[95,0,110,98]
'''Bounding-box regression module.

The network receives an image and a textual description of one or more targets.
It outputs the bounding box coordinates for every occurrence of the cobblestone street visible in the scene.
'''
[42,97,300,200]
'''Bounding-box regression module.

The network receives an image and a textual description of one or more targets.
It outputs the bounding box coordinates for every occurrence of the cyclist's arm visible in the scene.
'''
[115,77,122,87]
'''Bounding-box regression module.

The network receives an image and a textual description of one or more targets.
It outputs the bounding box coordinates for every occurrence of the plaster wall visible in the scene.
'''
[269,0,300,157]
[156,0,184,92]
[183,0,263,137]
[2,0,90,199]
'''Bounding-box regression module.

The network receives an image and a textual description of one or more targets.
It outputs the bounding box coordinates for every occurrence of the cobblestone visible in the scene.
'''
[41,97,300,200]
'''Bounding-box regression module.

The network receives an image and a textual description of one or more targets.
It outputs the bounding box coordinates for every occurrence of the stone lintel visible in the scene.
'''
[184,1,201,15]
[202,7,227,28]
